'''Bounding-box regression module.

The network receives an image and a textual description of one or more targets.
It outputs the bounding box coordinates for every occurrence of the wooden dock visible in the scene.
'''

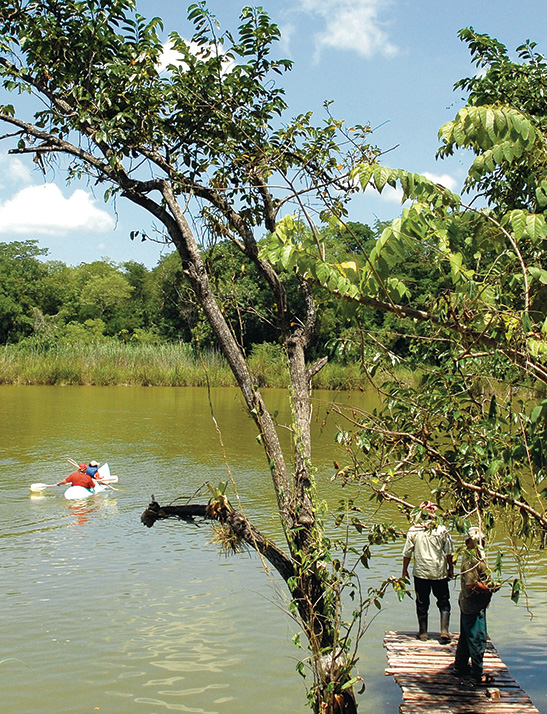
[384,631,540,713]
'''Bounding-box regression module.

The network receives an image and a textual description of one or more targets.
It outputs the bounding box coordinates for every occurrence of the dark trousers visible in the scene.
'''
[414,577,451,619]
[454,610,487,678]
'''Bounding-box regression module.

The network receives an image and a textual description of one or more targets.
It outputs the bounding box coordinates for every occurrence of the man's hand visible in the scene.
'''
[402,556,411,580]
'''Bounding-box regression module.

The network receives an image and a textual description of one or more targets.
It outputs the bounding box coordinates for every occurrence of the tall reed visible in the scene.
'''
[0,342,392,390]
[0,342,236,387]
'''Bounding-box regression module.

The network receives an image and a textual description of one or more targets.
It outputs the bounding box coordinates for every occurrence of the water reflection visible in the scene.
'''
[0,385,545,714]
[66,496,117,526]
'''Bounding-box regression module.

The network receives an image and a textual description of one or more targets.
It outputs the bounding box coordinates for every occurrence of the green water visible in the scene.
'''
[0,386,545,713]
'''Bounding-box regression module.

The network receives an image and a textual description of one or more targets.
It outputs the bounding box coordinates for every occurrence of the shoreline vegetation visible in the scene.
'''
[0,341,379,389]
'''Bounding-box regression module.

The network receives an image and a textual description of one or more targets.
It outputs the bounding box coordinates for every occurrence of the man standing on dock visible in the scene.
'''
[402,501,454,643]
[453,527,495,684]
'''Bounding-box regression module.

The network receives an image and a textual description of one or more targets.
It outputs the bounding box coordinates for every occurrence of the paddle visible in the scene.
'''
[31,461,119,493]
[66,459,118,484]
[30,483,58,493]
[96,466,118,485]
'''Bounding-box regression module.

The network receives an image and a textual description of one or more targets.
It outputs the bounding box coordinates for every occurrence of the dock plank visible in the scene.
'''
[384,631,540,714]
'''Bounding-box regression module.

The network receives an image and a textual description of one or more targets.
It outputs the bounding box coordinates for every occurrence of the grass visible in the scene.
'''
[0,342,235,387]
[0,341,409,390]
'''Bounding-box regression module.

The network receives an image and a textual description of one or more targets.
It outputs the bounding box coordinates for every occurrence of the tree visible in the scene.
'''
[0,2,380,710]
[76,262,134,331]
[260,32,547,581]
[445,27,547,214]
[0,239,49,341]
[148,252,196,342]
[119,259,157,337]
[7,1,544,706]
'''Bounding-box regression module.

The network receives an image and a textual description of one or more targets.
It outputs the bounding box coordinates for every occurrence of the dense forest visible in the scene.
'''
[0,220,443,368]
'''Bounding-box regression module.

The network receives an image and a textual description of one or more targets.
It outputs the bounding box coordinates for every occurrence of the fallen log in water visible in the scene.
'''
[141,497,295,581]
[141,498,208,527]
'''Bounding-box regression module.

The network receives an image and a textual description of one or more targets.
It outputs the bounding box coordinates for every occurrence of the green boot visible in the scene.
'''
[439,611,451,644]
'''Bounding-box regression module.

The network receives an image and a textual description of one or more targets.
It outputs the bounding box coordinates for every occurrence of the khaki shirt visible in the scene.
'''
[402,524,453,579]
[458,547,490,614]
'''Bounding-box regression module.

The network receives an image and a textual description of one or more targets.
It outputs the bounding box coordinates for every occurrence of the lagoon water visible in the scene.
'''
[1,385,546,714]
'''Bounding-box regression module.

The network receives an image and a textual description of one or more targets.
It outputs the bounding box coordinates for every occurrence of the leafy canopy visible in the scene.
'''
[0,0,375,238]
[261,30,547,561]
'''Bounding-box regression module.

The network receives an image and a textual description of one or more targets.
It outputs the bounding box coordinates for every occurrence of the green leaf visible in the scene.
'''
[488,394,497,419]
[494,551,503,577]
[501,141,516,162]
[485,108,496,143]
[448,251,464,283]
[356,163,374,190]
[279,243,295,270]
[507,210,527,240]
[453,121,466,146]
[526,213,547,243]
[492,144,504,164]
[528,266,547,285]
[511,578,521,604]
[341,677,360,691]
[373,166,392,193]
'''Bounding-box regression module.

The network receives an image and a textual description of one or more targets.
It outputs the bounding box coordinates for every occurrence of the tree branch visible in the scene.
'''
[315,280,547,384]
[141,498,296,582]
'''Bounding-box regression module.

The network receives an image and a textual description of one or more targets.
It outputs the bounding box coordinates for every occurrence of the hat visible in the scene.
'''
[89,461,99,467]
[79,463,87,469]
[465,526,485,542]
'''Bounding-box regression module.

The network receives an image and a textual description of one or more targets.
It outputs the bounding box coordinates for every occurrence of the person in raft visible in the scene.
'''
[453,527,497,684]
[402,501,454,643]
[85,460,100,477]
[57,463,100,491]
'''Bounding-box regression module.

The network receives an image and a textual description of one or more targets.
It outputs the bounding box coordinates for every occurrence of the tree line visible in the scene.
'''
[1,220,442,368]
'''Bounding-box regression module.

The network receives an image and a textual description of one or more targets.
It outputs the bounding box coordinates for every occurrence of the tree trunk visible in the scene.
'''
[137,187,359,712]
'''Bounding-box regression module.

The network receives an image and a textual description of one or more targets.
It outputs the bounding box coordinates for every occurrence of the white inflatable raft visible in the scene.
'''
[63,463,113,500]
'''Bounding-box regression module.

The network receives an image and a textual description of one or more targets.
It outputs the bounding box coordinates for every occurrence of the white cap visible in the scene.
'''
[466,526,484,542]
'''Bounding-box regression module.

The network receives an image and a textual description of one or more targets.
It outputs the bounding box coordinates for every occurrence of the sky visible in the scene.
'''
[1,0,547,268]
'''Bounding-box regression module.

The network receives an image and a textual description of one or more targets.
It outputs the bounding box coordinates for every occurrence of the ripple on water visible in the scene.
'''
[2,387,547,714]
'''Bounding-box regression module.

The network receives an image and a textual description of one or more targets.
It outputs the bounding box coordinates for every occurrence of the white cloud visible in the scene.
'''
[0,154,33,188]
[277,22,296,56]
[375,171,459,206]
[378,185,405,203]
[158,41,187,73]
[297,0,398,59]
[158,39,234,74]
[0,183,115,235]
[423,172,459,192]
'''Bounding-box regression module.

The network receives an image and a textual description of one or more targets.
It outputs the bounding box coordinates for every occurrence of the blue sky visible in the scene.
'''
[1,0,546,267]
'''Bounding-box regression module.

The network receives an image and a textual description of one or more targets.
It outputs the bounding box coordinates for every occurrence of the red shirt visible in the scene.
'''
[65,471,96,489]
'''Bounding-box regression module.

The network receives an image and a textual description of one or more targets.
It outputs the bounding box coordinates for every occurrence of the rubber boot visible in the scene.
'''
[417,616,428,641]
[439,611,451,644]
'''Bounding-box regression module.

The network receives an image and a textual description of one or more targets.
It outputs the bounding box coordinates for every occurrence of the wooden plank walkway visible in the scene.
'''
[384,631,540,714]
